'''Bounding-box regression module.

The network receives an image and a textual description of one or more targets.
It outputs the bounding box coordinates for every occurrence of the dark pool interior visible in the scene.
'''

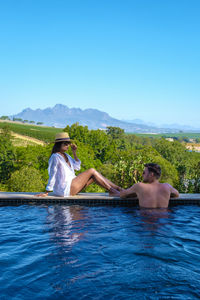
[0,205,200,299]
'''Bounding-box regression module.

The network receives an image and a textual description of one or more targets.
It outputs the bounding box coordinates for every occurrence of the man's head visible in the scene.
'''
[142,163,161,183]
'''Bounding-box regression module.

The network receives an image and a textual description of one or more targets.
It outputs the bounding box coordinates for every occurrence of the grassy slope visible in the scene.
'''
[1,121,200,142]
[11,132,46,146]
[127,132,200,139]
[0,121,62,142]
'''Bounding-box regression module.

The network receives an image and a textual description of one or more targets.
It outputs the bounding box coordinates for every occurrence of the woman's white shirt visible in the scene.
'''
[46,153,81,196]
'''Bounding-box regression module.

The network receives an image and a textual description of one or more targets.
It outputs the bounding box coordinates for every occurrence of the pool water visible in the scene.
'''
[0,205,200,299]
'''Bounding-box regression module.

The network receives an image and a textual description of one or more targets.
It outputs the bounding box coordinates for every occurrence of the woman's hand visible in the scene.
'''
[71,144,77,151]
[71,144,79,161]
[35,192,49,197]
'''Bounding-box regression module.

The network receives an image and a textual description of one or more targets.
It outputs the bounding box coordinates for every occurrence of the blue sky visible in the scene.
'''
[0,0,200,126]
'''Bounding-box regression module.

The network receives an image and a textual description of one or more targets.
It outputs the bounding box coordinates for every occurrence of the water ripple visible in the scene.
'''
[0,205,200,299]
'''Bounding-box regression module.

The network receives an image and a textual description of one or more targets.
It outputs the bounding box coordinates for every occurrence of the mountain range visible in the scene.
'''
[125,119,200,131]
[12,104,197,133]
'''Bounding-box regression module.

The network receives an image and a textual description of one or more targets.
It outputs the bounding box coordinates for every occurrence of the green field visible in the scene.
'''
[1,121,200,142]
[127,132,200,139]
[0,122,62,142]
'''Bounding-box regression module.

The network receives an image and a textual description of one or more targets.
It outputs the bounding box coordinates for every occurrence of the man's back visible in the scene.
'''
[136,182,171,208]
[120,163,179,208]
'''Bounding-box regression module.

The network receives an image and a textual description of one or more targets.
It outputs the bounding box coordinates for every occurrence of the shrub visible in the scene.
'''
[7,167,44,192]
[0,183,8,191]
[0,127,16,183]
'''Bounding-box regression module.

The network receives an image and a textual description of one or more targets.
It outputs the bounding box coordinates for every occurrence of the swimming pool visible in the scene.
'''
[0,205,199,299]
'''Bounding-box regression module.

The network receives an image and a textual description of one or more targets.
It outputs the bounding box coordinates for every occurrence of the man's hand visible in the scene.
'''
[170,189,179,198]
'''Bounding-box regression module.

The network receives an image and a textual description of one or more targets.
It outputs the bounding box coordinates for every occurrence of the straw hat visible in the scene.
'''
[54,132,71,143]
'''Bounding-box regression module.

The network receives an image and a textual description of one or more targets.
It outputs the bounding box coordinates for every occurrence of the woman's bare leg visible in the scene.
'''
[78,171,122,191]
[83,176,121,192]
[84,178,94,188]
[100,174,122,191]
[90,173,122,192]
[70,168,120,196]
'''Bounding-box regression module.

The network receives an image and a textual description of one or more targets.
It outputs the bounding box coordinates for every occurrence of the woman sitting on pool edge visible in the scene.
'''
[37,132,122,197]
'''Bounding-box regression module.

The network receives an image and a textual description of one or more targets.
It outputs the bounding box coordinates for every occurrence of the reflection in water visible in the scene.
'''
[1,206,200,299]
[130,208,174,276]
[139,208,171,233]
[46,205,85,248]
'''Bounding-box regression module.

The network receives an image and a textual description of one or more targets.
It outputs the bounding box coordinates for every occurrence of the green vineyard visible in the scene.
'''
[0,122,62,142]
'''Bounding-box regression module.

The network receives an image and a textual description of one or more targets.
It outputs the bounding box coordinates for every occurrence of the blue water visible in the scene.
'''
[0,205,200,300]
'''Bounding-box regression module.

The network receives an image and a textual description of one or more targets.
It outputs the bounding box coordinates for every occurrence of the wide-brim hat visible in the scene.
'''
[54,132,72,143]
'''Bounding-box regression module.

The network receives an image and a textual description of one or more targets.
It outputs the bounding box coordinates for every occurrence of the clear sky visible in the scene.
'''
[0,0,200,127]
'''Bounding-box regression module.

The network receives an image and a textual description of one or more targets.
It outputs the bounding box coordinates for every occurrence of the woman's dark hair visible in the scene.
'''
[50,141,71,157]
[50,142,63,157]
[144,163,161,179]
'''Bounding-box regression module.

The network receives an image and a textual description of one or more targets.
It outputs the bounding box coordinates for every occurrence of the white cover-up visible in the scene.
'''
[46,153,81,196]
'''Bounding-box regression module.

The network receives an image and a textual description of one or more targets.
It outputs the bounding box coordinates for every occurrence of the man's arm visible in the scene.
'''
[165,183,179,198]
[170,186,179,198]
[120,183,139,198]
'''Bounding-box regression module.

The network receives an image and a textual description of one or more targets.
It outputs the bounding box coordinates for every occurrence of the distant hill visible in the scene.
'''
[124,119,200,132]
[12,104,179,133]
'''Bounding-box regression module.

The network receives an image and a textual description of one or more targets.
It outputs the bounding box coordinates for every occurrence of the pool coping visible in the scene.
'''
[0,192,200,206]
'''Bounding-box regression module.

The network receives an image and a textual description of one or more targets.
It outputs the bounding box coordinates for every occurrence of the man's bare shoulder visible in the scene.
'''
[159,183,179,195]
[127,182,141,192]
[134,182,144,190]
[161,183,179,198]
[160,183,173,190]
[136,182,147,186]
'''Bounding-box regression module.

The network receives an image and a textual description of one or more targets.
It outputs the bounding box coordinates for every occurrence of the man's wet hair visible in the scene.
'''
[144,163,161,179]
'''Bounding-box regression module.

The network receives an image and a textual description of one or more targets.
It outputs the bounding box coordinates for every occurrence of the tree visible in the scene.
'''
[64,123,90,144]
[13,117,23,122]
[99,146,179,189]
[67,141,102,171]
[196,138,200,143]
[106,126,128,150]
[0,116,10,120]
[3,121,197,194]
[8,167,44,192]
[15,144,51,184]
[0,127,16,183]
[64,123,110,161]
[87,129,110,161]
[153,138,187,167]
[106,126,125,139]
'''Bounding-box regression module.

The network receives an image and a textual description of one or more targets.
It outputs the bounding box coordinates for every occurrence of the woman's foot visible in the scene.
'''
[111,184,123,192]
[109,187,120,197]
[116,186,123,192]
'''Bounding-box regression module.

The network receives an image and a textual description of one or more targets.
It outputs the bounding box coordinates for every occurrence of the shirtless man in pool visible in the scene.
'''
[120,163,179,208]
